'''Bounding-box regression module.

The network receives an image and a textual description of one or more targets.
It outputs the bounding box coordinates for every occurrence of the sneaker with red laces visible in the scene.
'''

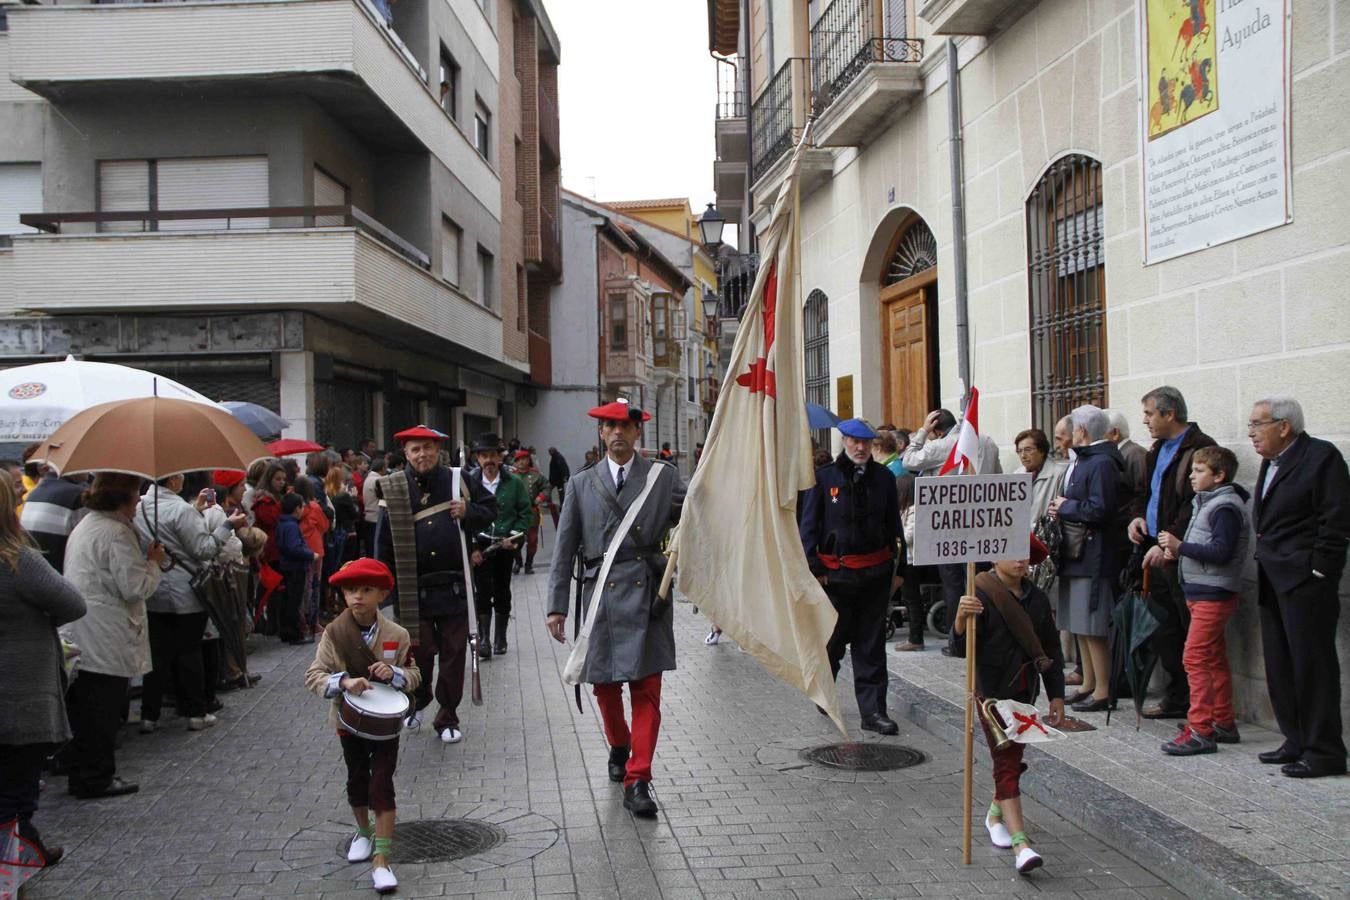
[1162,727,1217,756]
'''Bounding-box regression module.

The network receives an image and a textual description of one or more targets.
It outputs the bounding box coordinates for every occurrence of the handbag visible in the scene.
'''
[1059,519,1089,563]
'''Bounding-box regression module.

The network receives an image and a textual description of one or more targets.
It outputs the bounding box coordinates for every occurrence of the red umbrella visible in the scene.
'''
[267,438,325,457]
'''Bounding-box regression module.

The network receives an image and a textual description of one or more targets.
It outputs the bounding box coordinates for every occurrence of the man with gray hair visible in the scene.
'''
[1248,395,1349,778]
[1105,408,1148,505]
[1126,386,1216,719]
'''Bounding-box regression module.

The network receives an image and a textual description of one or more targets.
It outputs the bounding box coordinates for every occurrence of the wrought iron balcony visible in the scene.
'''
[810,0,923,116]
[749,57,809,182]
[716,55,746,120]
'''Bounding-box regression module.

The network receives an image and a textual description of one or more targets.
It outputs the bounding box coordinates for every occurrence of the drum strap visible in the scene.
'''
[381,471,420,645]
[328,609,379,675]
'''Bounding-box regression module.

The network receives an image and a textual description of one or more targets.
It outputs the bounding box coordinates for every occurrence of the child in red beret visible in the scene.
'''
[303,558,421,894]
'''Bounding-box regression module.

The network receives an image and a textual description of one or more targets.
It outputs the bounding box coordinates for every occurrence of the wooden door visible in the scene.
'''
[884,289,930,429]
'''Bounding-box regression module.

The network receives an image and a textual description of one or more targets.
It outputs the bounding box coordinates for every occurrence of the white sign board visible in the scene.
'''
[1138,0,1292,264]
[913,474,1032,566]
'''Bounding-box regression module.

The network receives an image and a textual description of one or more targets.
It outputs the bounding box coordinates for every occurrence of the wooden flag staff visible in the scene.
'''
[962,558,976,865]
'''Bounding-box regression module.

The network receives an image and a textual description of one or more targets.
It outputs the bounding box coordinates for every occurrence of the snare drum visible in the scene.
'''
[338,682,410,741]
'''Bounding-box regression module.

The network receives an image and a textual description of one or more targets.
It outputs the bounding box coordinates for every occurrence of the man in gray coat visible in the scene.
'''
[546,399,683,817]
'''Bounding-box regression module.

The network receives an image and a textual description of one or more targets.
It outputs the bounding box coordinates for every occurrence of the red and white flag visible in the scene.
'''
[938,386,981,475]
[673,124,846,733]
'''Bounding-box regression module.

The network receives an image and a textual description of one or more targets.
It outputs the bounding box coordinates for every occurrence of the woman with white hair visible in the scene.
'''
[1048,405,1130,712]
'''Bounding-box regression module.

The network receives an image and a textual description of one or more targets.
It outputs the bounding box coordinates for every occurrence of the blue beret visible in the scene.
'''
[837,418,877,440]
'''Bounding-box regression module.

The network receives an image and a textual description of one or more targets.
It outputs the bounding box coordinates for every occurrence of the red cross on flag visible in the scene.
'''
[938,386,981,475]
[672,122,846,734]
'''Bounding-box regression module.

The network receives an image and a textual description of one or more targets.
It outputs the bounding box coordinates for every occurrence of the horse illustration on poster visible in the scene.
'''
[1147,0,1219,140]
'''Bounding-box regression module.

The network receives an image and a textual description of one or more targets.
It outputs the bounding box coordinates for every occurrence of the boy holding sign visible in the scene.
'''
[950,535,1067,875]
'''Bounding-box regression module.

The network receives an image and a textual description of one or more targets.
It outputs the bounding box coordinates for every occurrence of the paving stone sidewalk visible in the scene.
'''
[26,534,1193,899]
[882,638,1350,899]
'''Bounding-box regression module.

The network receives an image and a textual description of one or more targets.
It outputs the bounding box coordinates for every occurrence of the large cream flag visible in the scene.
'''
[673,125,846,734]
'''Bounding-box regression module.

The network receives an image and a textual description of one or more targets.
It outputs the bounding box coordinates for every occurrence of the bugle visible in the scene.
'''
[978,697,1012,752]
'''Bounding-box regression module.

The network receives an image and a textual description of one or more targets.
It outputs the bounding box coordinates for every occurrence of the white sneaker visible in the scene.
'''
[371,865,397,893]
[985,815,1013,848]
[404,710,422,730]
[139,719,158,734]
[1015,846,1043,874]
[705,629,720,646]
[347,834,372,863]
[187,713,218,731]
[439,727,462,744]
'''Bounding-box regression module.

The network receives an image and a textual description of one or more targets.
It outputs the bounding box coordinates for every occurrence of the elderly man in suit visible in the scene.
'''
[1249,395,1350,778]
[546,399,684,816]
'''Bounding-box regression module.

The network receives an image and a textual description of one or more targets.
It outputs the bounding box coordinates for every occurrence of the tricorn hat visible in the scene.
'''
[472,432,505,453]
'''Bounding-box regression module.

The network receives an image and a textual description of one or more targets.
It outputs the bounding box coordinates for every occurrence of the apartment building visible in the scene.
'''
[518,191,691,465]
[0,0,560,449]
[708,0,1348,726]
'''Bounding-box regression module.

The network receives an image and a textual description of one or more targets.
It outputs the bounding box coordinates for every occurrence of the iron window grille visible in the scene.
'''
[804,289,831,451]
[1026,154,1108,434]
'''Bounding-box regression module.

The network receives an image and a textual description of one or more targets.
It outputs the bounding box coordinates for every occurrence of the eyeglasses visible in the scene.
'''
[1015,446,1040,455]
[1247,418,1284,432]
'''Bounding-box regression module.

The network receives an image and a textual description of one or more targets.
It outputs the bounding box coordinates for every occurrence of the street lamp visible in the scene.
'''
[701,286,720,324]
[698,202,726,248]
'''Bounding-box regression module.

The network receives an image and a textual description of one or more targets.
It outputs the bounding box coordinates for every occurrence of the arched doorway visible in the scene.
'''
[880,215,939,430]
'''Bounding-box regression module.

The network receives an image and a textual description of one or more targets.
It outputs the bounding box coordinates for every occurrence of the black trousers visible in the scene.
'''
[411,614,468,731]
[1147,564,1190,708]
[142,611,208,721]
[0,742,51,842]
[1259,570,1347,770]
[277,567,306,642]
[825,574,890,718]
[66,671,129,795]
[901,564,936,644]
[478,550,515,623]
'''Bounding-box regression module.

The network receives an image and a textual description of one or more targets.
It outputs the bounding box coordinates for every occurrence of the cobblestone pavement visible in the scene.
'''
[27,539,1189,899]
[885,637,1350,899]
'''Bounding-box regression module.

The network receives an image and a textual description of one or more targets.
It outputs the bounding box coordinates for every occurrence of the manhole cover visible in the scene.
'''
[383,819,506,863]
[799,742,926,771]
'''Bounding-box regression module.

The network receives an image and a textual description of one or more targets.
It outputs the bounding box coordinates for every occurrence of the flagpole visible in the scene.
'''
[962,456,977,866]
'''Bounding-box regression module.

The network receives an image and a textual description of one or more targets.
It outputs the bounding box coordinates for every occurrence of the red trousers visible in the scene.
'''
[979,707,1027,800]
[593,673,662,786]
[1184,597,1238,736]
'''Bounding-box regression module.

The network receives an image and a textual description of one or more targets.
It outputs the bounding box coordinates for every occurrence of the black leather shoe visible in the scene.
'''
[1259,747,1300,765]
[1064,690,1094,706]
[860,714,899,735]
[32,837,63,867]
[607,745,630,783]
[1072,696,1114,713]
[623,780,658,816]
[1141,704,1187,719]
[70,777,139,799]
[1282,760,1347,779]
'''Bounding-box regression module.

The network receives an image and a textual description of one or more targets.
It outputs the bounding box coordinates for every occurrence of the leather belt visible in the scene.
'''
[584,547,659,568]
[818,548,893,570]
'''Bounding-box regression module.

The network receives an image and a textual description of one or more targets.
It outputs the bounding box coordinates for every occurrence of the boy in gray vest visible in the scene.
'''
[1156,446,1250,755]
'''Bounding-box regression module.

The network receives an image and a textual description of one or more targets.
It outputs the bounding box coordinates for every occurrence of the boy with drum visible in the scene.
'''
[304,558,421,894]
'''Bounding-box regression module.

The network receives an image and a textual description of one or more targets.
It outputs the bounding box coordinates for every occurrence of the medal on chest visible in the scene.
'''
[829,487,840,504]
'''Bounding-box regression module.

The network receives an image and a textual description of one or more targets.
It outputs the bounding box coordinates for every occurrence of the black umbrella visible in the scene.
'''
[1107,564,1163,728]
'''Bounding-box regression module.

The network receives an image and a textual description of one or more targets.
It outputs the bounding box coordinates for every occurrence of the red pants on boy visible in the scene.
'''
[593,674,662,786]
[1184,597,1238,735]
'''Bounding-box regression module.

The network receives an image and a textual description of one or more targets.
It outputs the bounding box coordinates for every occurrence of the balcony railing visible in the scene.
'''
[538,86,560,160]
[539,205,562,276]
[716,55,745,119]
[716,251,760,321]
[750,57,808,181]
[810,0,922,115]
[20,205,430,270]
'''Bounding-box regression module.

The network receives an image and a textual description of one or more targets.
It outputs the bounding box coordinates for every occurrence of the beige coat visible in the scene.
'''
[63,510,163,679]
[303,612,421,729]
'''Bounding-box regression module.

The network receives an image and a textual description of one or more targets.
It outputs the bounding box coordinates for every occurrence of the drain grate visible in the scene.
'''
[380,819,506,864]
[799,742,927,771]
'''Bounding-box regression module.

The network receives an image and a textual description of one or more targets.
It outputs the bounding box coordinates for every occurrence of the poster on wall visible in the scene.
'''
[1138,0,1292,264]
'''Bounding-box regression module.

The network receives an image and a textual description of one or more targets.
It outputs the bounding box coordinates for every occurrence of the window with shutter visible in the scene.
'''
[97,160,151,233]
[440,217,461,285]
[157,156,268,230]
[474,99,491,161]
[0,163,42,237]
[313,167,348,227]
[609,293,628,351]
[477,246,494,309]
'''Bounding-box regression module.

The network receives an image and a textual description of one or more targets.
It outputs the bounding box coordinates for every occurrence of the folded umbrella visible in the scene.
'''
[221,401,289,439]
[1108,566,1162,728]
[267,438,325,457]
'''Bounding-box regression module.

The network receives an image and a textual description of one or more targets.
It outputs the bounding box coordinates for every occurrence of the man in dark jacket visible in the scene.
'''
[375,426,496,745]
[471,433,532,657]
[1248,396,1349,778]
[547,447,570,518]
[1127,386,1216,718]
[800,418,904,735]
[19,471,87,572]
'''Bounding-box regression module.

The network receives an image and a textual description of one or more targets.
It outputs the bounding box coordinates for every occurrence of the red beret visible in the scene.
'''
[329,558,395,591]
[587,399,651,422]
[212,469,246,489]
[1029,533,1050,567]
[393,425,447,444]
[513,449,531,460]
